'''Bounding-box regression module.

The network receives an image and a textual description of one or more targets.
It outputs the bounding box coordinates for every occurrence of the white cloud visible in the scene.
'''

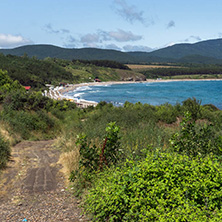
[82,43,99,48]
[113,0,153,26]
[123,45,153,52]
[43,23,70,35]
[114,0,144,23]
[80,34,100,43]
[0,34,32,48]
[79,29,142,45]
[104,44,121,51]
[108,29,142,42]
[65,29,143,49]
[184,35,201,42]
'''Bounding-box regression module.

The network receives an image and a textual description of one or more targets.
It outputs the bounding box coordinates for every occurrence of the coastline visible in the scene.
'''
[60,78,222,93]
[53,78,222,108]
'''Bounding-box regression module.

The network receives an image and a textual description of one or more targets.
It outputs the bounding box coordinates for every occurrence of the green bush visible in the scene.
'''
[0,134,10,169]
[85,152,222,221]
[155,103,178,124]
[75,122,121,173]
[170,112,222,156]
[1,109,57,140]
[182,97,202,120]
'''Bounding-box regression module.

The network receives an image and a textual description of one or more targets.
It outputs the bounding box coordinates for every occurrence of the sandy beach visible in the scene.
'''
[47,78,222,108]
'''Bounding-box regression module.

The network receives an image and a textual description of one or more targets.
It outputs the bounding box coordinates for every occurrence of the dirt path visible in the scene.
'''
[0,140,89,221]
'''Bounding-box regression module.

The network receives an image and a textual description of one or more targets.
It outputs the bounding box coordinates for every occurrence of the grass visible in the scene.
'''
[63,61,146,82]
[0,121,21,146]
[126,64,183,71]
[58,149,80,182]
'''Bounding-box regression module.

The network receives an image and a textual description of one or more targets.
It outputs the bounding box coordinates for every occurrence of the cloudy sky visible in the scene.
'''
[1,0,222,51]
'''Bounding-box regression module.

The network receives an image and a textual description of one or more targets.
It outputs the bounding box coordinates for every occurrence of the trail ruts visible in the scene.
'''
[0,140,88,221]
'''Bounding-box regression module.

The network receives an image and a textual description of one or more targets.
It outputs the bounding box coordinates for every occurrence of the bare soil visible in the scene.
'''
[0,140,89,221]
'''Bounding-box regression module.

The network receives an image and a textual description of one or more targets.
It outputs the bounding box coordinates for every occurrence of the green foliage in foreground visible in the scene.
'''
[77,122,121,172]
[69,122,121,191]
[0,134,10,169]
[85,152,222,221]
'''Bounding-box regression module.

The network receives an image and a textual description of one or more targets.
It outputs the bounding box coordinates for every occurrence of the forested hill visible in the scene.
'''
[0,54,146,88]
[0,45,137,63]
[1,38,222,64]
[145,38,222,60]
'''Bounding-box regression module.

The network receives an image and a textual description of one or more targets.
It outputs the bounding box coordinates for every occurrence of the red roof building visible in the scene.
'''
[24,86,31,90]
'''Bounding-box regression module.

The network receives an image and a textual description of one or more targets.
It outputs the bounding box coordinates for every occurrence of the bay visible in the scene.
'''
[64,80,222,109]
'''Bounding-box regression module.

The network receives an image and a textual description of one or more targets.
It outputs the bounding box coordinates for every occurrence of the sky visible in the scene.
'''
[1,0,222,51]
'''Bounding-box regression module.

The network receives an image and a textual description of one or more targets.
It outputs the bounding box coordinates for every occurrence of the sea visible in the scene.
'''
[64,80,222,109]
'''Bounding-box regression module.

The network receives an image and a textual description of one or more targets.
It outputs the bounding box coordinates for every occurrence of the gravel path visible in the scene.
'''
[0,140,89,221]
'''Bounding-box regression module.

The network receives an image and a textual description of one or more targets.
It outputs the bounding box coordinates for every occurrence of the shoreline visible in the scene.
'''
[55,78,222,108]
[59,78,222,94]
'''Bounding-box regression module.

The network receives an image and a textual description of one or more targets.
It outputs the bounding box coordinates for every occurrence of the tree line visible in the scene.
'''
[72,59,131,70]
[141,64,222,78]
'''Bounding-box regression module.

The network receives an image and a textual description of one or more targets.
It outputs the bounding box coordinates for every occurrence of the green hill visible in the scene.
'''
[147,38,222,60]
[0,45,137,63]
[0,54,145,88]
[1,38,222,64]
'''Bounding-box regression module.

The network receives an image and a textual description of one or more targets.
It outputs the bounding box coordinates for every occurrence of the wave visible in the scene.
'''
[88,90,102,94]
[75,86,93,91]
[80,98,97,103]
[99,84,111,87]
[74,92,85,97]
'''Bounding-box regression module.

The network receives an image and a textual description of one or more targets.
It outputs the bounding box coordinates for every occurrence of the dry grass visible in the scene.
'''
[58,149,80,181]
[126,64,182,70]
[56,136,80,183]
[0,121,21,146]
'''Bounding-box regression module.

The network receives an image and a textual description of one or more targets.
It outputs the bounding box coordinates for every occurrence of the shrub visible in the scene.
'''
[75,122,121,173]
[182,97,202,120]
[1,109,57,140]
[0,134,10,169]
[85,152,222,221]
[170,112,222,156]
[69,122,121,194]
[156,103,178,124]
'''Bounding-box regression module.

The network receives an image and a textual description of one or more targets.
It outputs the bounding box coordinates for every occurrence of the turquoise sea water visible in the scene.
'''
[64,80,222,109]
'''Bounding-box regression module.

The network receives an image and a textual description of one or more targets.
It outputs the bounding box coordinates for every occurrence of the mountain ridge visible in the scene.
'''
[1,38,222,64]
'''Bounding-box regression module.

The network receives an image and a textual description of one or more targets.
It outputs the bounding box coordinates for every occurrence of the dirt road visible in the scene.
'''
[0,140,88,221]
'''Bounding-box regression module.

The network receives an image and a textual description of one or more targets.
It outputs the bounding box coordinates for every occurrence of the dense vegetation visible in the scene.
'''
[1,54,222,220]
[52,58,145,82]
[0,53,75,88]
[86,153,222,221]
[0,53,145,87]
[72,59,131,70]
[53,98,221,221]
[0,69,77,168]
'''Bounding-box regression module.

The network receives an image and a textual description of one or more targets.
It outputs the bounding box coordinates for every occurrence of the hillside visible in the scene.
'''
[147,38,222,60]
[1,38,222,64]
[0,45,137,63]
[0,54,145,88]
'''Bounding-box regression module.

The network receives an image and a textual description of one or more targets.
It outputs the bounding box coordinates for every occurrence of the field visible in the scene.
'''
[126,64,182,71]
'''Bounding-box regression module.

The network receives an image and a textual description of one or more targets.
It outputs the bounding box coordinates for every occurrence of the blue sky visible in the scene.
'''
[1,0,222,51]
